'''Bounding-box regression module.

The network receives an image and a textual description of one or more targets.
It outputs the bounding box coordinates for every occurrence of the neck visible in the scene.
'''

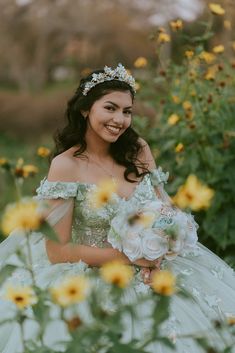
[85,128,111,160]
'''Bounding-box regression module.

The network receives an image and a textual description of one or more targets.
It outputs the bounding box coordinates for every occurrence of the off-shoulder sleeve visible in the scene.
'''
[35,177,80,200]
[149,167,172,205]
[149,167,169,187]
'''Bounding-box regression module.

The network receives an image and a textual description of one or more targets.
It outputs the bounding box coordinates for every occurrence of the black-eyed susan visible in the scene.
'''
[213,45,224,54]
[135,82,141,91]
[151,270,176,296]
[185,50,194,59]
[172,95,181,104]
[128,211,155,228]
[37,146,51,158]
[100,260,134,288]
[22,165,39,178]
[50,276,89,307]
[88,178,117,208]
[199,51,215,64]
[134,57,148,68]
[204,65,218,80]
[170,19,183,31]
[167,114,180,126]
[227,316,235,326]
[0,158,10,170]
[182,101,192,111]
[172,175,215,211]
[5,285,37,310]
[1,199,43,236]
[209,3,225,16]
[158,33,171,44]
[175,143,184,153]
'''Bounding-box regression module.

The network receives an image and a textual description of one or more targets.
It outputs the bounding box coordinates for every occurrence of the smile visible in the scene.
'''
[104,125,122,135]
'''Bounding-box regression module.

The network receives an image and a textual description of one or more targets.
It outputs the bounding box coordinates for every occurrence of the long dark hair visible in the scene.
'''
[53,68,149,182]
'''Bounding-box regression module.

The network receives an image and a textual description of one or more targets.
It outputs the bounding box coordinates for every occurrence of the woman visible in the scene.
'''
[0,63,235,353]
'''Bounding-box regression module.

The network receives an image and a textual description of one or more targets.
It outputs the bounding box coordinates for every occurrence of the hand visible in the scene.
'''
[139,256,163,285]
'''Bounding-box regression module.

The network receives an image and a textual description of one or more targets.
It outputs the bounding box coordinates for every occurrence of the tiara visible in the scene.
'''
[82,63,136,96]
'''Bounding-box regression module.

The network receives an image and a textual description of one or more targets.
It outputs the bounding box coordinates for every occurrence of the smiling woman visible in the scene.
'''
[0,63,235,353]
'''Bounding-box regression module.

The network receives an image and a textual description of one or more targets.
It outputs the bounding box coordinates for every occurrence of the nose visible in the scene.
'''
[112,111,125,125]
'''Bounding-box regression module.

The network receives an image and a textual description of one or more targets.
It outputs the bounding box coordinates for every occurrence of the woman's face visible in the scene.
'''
[84,90,133,143]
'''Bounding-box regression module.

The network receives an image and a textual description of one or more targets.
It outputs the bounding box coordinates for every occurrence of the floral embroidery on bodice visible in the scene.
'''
[35,170,165,248]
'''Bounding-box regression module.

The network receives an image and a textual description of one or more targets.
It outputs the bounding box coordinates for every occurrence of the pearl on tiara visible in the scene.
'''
[82,63,136,96]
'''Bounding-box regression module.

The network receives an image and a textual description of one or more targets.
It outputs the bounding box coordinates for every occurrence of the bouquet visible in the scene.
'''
[107,199,198,262]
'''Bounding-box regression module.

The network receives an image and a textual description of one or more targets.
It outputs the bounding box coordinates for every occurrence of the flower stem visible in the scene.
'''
[25,232,37,288]
[19,319,26,352]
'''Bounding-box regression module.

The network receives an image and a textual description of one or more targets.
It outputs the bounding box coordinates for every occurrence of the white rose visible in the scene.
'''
[142,228,168,261]
[122,230,143,262]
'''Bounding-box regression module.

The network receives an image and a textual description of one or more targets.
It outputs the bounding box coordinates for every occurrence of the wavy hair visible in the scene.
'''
[53,69,149,182]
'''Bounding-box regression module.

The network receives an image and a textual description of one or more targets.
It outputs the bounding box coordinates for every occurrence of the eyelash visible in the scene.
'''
[105,106,132,115]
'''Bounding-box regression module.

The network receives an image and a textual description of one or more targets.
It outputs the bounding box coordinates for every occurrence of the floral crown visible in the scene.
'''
[82,63,136,96]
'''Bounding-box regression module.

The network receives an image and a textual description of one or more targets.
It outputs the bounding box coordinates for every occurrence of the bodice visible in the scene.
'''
[35,168,169,248]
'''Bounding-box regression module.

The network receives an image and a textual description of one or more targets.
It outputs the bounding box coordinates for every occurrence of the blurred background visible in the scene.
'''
[0,0,235,264]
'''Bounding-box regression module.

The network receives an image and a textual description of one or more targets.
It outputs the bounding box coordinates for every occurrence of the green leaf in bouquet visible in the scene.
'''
[0,264,17,287]
[40,221,58,242]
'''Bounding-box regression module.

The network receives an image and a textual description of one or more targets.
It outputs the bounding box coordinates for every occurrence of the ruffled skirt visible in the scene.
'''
[0,233,235,353]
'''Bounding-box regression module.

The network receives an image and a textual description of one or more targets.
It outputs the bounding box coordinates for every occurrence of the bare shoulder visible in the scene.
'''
[138,137,156,170]
[47,150,78,182]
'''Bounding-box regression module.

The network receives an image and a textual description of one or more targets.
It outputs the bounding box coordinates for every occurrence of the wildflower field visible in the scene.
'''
[0,3,235,352]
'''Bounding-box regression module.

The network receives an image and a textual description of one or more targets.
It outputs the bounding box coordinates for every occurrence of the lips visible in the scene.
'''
[104,124,122,135]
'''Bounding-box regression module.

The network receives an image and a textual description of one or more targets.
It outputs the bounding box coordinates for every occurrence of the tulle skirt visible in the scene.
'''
[0,232,235,353]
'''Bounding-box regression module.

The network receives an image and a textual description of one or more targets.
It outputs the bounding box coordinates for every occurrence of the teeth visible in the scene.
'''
[105,125,121,133]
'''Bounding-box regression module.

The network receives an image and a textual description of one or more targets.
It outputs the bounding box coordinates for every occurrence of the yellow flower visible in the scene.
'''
[204,65,218,80]
[224,20,231,30]
[5,285,37,310]
[134,57,148,68]
[135,82,141,91]
[227,316,235,326]
[209,3,225,16]
[1,199,42,236]
[128,212,155,228]
[0,158,8,166]
[185,111,194,120]
[170,19,183,31]
[168,114,180,125]
[182,101,192,111]
[172,95,181,104]
[199,51,215,64]
[0,158,10,169]
[151,270,176,296]
[22,164,39,178]
[81,67,92,77]
[100,260,134,288]
[175,143,184,153]
[89,178,117,208]
[37,146,51,158]
[190,90,197,97]
[158,33,171,44]
[51,276,89,307]
[185,50,194,59]
[213,45,224,54]
[172,175,215,211]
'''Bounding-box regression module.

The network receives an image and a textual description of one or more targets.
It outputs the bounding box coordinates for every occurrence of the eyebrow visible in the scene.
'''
[104,101,132,109]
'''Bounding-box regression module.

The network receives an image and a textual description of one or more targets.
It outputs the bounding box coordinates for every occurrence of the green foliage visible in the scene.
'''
[133,25,235,267]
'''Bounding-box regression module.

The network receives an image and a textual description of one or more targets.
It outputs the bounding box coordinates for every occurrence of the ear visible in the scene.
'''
[81,110,89,119]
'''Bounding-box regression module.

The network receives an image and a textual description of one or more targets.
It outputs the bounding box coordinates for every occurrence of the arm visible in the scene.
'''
[44,155,157,267]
